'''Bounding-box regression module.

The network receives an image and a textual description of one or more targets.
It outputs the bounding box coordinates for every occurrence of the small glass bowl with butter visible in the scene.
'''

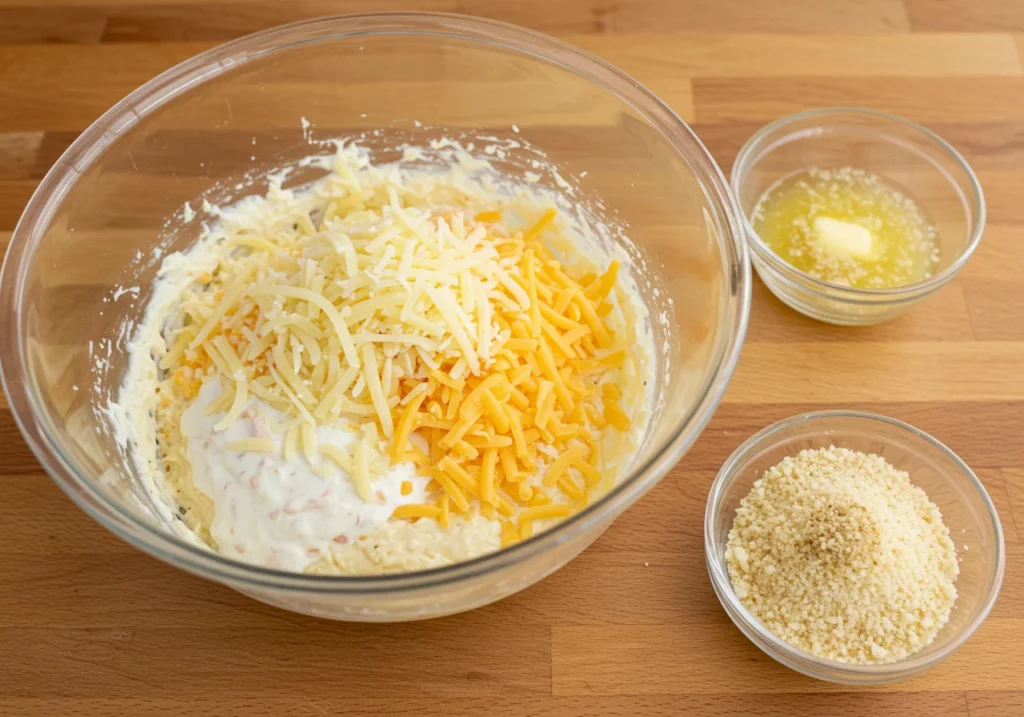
[731,108,984,325]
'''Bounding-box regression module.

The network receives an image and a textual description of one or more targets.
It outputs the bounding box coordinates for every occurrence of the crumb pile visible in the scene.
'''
[726,446,958,664]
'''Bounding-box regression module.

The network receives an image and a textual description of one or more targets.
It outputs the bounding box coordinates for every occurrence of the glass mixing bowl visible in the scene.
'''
[0,13,749,621]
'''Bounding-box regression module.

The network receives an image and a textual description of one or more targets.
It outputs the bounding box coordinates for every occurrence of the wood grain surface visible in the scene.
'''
[1,2,1023,715]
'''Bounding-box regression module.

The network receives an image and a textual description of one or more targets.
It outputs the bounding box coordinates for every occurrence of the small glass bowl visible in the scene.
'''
[704,410,1005,684]
[730,108,984,325]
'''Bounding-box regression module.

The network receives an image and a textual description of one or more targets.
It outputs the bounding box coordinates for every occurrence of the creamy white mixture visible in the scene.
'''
[182,379,429,571]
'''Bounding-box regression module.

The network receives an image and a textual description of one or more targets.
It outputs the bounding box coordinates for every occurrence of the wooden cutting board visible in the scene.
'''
[1,1,1022,715]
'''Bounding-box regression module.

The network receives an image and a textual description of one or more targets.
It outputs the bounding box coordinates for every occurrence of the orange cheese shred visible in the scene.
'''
[376,208,641,541]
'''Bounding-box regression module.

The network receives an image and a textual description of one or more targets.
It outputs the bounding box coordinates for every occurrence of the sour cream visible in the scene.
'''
[180,379,427,571]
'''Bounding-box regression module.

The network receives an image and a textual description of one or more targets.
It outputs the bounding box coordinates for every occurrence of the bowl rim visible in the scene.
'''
[704,409,1006,682]
[0,11,751,593]
[730,107,986,303]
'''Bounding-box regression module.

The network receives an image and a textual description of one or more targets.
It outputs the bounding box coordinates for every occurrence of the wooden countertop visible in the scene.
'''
[2,2,1023,715]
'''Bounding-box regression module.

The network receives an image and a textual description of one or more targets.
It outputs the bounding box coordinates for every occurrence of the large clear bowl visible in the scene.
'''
[705,411,1004,684]
[0,13,749,621]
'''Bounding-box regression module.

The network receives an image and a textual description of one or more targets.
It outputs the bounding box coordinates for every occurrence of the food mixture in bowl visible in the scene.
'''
[115,143,653,575]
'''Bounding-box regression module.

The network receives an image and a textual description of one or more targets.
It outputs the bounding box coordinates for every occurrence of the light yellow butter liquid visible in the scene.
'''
[752,167,940,288]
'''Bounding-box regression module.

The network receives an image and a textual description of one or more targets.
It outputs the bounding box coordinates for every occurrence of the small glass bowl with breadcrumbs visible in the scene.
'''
[731,108,984,325]
[704,410,1004,684]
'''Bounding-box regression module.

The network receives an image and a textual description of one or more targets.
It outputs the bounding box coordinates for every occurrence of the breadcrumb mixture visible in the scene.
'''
[726,446,959,664]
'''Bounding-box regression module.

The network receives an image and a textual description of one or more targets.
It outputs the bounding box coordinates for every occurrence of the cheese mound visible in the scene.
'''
[147,145,649,566]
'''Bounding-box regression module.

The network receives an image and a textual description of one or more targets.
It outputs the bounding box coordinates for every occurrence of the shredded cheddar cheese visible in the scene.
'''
[378,210,639,541]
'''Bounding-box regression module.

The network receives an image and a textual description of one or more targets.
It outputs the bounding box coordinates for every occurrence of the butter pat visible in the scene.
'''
[813,216,874,258]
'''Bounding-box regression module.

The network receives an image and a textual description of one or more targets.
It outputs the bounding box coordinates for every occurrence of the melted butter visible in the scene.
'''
[752,167,940,288]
